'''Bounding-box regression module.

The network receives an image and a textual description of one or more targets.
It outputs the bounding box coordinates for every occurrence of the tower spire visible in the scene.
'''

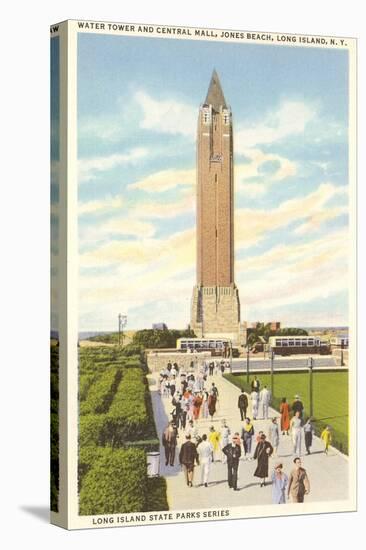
[205,69,227,111]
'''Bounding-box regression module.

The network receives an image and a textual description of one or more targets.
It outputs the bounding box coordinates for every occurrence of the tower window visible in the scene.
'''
[223,110,230,124]
[215,174,218,183]
[202,108,211,124]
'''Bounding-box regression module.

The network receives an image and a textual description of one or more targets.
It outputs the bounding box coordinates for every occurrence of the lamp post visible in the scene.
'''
[118,313,127,347]
[229,341,233,373]
[308,356,314,417]
[340,341,344,367]
[246,346,250,384]
[270,349,275,396]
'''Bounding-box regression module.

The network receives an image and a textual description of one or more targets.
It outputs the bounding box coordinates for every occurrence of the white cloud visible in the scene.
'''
[235,148,297,193]
[78,147,148,183]
[235,183,348,249]
[128,168,195,193]
[78,196,124,216]
[134,91,196,138]
[236,100,316,149]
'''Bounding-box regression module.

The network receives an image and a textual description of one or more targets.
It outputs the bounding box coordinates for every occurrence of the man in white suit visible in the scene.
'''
[259,385,271,419]
[197,434,213,487]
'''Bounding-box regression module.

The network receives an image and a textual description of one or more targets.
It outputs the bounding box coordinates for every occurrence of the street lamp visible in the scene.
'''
[308,356,314,417]
[229,341,233,373]
[270,349,275,396]
[246,346,250,384]
[118,313,127,347]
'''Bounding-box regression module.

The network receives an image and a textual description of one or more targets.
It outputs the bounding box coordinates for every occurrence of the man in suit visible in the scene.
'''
[162,421,178,466]
[238,389,248,420]
[179,434,199,487]
[287,457,310,502]
[222,434,242,490]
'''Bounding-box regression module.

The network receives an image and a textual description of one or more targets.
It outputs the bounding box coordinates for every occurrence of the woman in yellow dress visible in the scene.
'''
[321,425,332,454]
[208,425,221,462]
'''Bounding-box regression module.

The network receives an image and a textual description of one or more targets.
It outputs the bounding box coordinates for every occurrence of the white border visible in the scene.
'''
[51,19,357,530]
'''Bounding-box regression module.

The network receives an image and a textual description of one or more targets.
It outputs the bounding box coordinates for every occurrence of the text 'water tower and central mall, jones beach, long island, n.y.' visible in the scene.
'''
[190,70,246,346]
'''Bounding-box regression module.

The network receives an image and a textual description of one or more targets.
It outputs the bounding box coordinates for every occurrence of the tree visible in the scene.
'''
[246,324,308,347]
[131,328,196,349]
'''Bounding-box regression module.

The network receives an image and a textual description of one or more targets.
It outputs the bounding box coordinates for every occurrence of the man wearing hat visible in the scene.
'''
[222,434,242,490]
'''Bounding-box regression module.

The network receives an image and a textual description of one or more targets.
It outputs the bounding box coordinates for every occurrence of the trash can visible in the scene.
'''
[147,452,160,477]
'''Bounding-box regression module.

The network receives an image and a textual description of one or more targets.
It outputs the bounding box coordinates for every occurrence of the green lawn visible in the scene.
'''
[224,371,349,454]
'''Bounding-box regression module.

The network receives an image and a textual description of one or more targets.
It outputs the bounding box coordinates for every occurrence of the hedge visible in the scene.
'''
[78,445,108,491]
[146,477,169,512]
[50,343,59,512]
[80,367,122,415]
[79,373,99,402]
[79,448,147,515]
[105,368,153,444]
[79,414,109,447]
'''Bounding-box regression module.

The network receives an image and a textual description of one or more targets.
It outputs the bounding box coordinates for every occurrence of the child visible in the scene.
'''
[321,425,332,454]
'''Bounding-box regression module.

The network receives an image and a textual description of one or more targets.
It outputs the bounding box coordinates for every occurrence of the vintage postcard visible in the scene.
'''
[50,20,357,529]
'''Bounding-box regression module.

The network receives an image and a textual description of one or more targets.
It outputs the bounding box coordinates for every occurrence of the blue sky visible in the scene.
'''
[77,33,349,331]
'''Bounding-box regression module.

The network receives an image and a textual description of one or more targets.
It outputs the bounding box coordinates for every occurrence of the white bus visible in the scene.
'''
[268,335,330,355]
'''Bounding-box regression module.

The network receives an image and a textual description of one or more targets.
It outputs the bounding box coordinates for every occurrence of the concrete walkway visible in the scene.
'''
[148,372,349,510]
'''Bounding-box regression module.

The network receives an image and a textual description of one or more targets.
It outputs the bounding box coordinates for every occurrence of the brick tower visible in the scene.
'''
[190,70,245,345]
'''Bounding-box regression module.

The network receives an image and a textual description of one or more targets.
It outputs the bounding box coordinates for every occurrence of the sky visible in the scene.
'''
[77,33,349,331]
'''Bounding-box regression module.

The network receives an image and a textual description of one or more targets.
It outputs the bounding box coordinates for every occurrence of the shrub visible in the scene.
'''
[78,445,107,491]
[106,368,154,445]
[121,343,144,357]
[146,477,169,512]
[80,367,122,415]
[79,414,108,447]
[79,373,99,402]
[79,448,147,515]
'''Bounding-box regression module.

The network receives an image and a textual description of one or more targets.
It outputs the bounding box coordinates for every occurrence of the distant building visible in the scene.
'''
[249,321,281,331]
[330,336,349,348]
[152,323,168,330]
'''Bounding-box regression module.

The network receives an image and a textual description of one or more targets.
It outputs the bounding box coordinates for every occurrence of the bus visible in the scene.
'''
[268,335,331,356]
[176,338,239,357]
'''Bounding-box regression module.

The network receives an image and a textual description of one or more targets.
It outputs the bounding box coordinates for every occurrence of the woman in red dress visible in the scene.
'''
[192,393,203,420]
[280,397,290,435]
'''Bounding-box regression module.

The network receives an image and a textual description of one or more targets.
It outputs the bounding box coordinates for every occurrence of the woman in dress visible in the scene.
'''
[208,425,221,462]
[280,397,290,435]
[241,417,255,459]
[271,463,288,504]
[268,417,280,456]
[253,433,273,486]
[192,392,203,421]
[201,391,209,419]
[208,392,217,420]
[303,417,315,455]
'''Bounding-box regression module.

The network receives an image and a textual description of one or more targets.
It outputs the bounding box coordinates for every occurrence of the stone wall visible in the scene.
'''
[147,351,212,373]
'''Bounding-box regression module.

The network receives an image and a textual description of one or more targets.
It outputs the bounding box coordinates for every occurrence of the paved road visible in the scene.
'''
[148,371,349,511]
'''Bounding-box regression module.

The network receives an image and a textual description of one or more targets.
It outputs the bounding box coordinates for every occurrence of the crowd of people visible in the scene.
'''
[159,360,332,504]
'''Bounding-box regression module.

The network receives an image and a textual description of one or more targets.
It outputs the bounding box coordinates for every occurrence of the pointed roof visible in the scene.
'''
[205,70,227,111]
